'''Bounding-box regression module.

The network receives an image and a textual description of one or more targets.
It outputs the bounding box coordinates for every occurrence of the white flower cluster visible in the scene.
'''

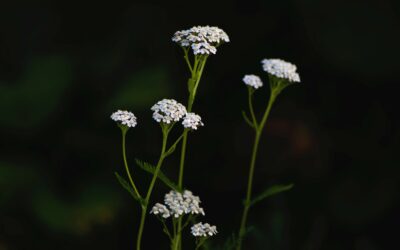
[151,99,187,124]
[150,190,205,219]
[110,110,137,128]
[182,113,204,130]
[243,74,263,89]
[261,59,300,83]
[150,203,170,218]
[172,26,230,55]
[191,222,218,237]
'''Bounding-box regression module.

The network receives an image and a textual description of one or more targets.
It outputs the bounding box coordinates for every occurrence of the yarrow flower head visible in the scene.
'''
[182,112,204,130]
[151,190,205,219]
[243,74,263,89]
[110,110,137,128]
[191,222,218,237]
[150,203,171,219]
[172,26,230,55]
[151,99,187,124]
[165,190,205,218]
[261,59,300,83]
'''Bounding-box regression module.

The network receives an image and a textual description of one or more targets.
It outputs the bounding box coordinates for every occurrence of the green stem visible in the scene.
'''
[183,48,193,73]
[121,130,141,199]
[136,129,169,250]
[190,56,208,108]
[195,238,207,250]
[178,130,189,187]
[176,55,208,250]
[236,91,277,250]
[179,215,193,233]
[248,87,258,129]
[161,219,173,241]
[136,208,147,250]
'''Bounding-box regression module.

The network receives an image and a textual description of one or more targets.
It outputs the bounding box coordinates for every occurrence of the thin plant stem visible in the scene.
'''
[178,215,193,233]
[160,219,173,241]
[121,130,141,199]
[176,56,208,250]
[236,90,277,250]
[171,219,179,250]
[248,87,258,129]
[183,48,193,73]
[189,57,207,108]
[195,238,207,250]
[136,208,147,250]
[178,56,208,193]
[136,129,169,250]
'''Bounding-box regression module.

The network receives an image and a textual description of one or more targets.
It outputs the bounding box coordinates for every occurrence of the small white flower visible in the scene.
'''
[150,203,171,218]
[182,113,204,130]
[172,26,230,55]
[151,99,187,124]
[261,59,300,83]
[164,190,205,218]
[110,110,137,128]
[243,74,263,89]
[191,222,218,237]
[191,42,217,55]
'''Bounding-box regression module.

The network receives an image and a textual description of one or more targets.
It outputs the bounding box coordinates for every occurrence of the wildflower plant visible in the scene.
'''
[236,59,300,250]
[109,25,300,250]
[110,25,229,250]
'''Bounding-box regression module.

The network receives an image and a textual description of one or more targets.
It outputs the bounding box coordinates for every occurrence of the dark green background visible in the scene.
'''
[1,0,399,249]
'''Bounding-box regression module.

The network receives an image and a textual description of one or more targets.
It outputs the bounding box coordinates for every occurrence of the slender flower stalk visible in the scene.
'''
[176,54,207,250]
[111,110,142,200]
[237,59,300,250]
[136,126,169,250]
[179,53,208,188]
[121,128,141,201]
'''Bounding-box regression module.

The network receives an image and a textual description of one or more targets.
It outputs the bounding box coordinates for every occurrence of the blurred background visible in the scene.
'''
[1,0,399,249]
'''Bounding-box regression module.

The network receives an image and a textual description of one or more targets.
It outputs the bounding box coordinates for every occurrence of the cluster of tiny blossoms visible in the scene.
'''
[150,203,170,218]
[151,190,205,219]
[182,113,204,130]
[110,110,137,128]
[151,99,187,124]
[243,74,263,89]
[151,99,204,130]
[111,99,204,130]
[172,26,230,55]
[261,59,300,83]
[191,222,218,237]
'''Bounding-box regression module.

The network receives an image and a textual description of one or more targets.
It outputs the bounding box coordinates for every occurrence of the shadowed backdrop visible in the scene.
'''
[0,0,399,249]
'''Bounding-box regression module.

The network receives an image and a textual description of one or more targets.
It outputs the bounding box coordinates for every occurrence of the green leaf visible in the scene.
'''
[114,172,141,202]
[249,184,294,207]
[135,159,180,191]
